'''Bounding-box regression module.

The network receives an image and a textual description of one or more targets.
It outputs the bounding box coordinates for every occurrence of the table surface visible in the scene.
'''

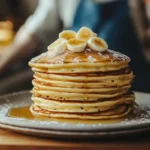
[0,128,150,150]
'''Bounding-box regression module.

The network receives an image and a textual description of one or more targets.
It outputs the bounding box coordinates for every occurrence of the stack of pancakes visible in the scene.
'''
[29,48,135,119]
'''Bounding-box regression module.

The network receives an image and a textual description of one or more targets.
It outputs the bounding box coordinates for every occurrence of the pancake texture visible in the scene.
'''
[30,104,132,119]
[29,49,130,73]
[29,48,135,119]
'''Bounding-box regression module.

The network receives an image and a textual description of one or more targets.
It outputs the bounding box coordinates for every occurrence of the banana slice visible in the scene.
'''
[59,30,76,40]
[87,37,108,52]
[66,38,87,52]
[47,38,67,57]
[76,27,96,41]
[93,33,97,37]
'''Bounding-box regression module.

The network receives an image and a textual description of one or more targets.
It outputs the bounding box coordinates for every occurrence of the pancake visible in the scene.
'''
[32,88,129,101]
[34,67,133,82]
[29,27,135,120]
[29,49,130,73]
[33,72,133,87]
[30,104,132,119]
[31,92,135,113]
[32,80,131,94]
[33,77,132,88]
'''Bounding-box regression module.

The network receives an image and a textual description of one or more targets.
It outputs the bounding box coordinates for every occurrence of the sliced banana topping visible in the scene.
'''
[93,33,97,37]
[87,37,108,52]
[66,38,87,52]
[47,38,67,57]
[76,27,96,41]
[47,27,108,55]
[59,30,76,40]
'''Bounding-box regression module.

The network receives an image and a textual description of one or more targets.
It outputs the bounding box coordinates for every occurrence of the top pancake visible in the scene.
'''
[29,49,130,73]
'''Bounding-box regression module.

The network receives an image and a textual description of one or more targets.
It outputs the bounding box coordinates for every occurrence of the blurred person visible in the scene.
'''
[0,0,60,74]
[0,0,149,93]
[71,0,150,92]
[0,0,121,74]
[127,0,150,92]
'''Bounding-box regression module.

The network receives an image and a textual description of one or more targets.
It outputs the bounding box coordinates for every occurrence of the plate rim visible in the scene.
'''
[0,122,150,139]
[0,90,150,132]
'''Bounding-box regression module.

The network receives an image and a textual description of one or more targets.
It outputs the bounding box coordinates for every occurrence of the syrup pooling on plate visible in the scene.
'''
[8,106,127,124]
[8,105,150,124]
[8,106,34,119]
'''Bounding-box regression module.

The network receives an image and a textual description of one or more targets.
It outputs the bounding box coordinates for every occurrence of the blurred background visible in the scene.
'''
[0,0,150,95]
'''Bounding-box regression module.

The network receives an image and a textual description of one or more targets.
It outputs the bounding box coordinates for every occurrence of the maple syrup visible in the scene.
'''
[34,48,127,64]
[8,106,126,124]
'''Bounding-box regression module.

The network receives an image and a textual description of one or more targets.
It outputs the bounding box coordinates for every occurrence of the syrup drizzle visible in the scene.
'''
[8,106,128,124]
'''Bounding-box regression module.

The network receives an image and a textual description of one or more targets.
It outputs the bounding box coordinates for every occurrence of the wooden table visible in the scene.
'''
[0,128,150,150]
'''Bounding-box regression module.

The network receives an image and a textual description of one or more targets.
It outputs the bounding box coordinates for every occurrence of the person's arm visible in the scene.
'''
[0,0,59,73]
[0,27,38,73]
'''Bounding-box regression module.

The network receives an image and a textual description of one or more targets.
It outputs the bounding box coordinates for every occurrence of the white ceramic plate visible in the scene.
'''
[0,123,150,139]
[0,91,150,132]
